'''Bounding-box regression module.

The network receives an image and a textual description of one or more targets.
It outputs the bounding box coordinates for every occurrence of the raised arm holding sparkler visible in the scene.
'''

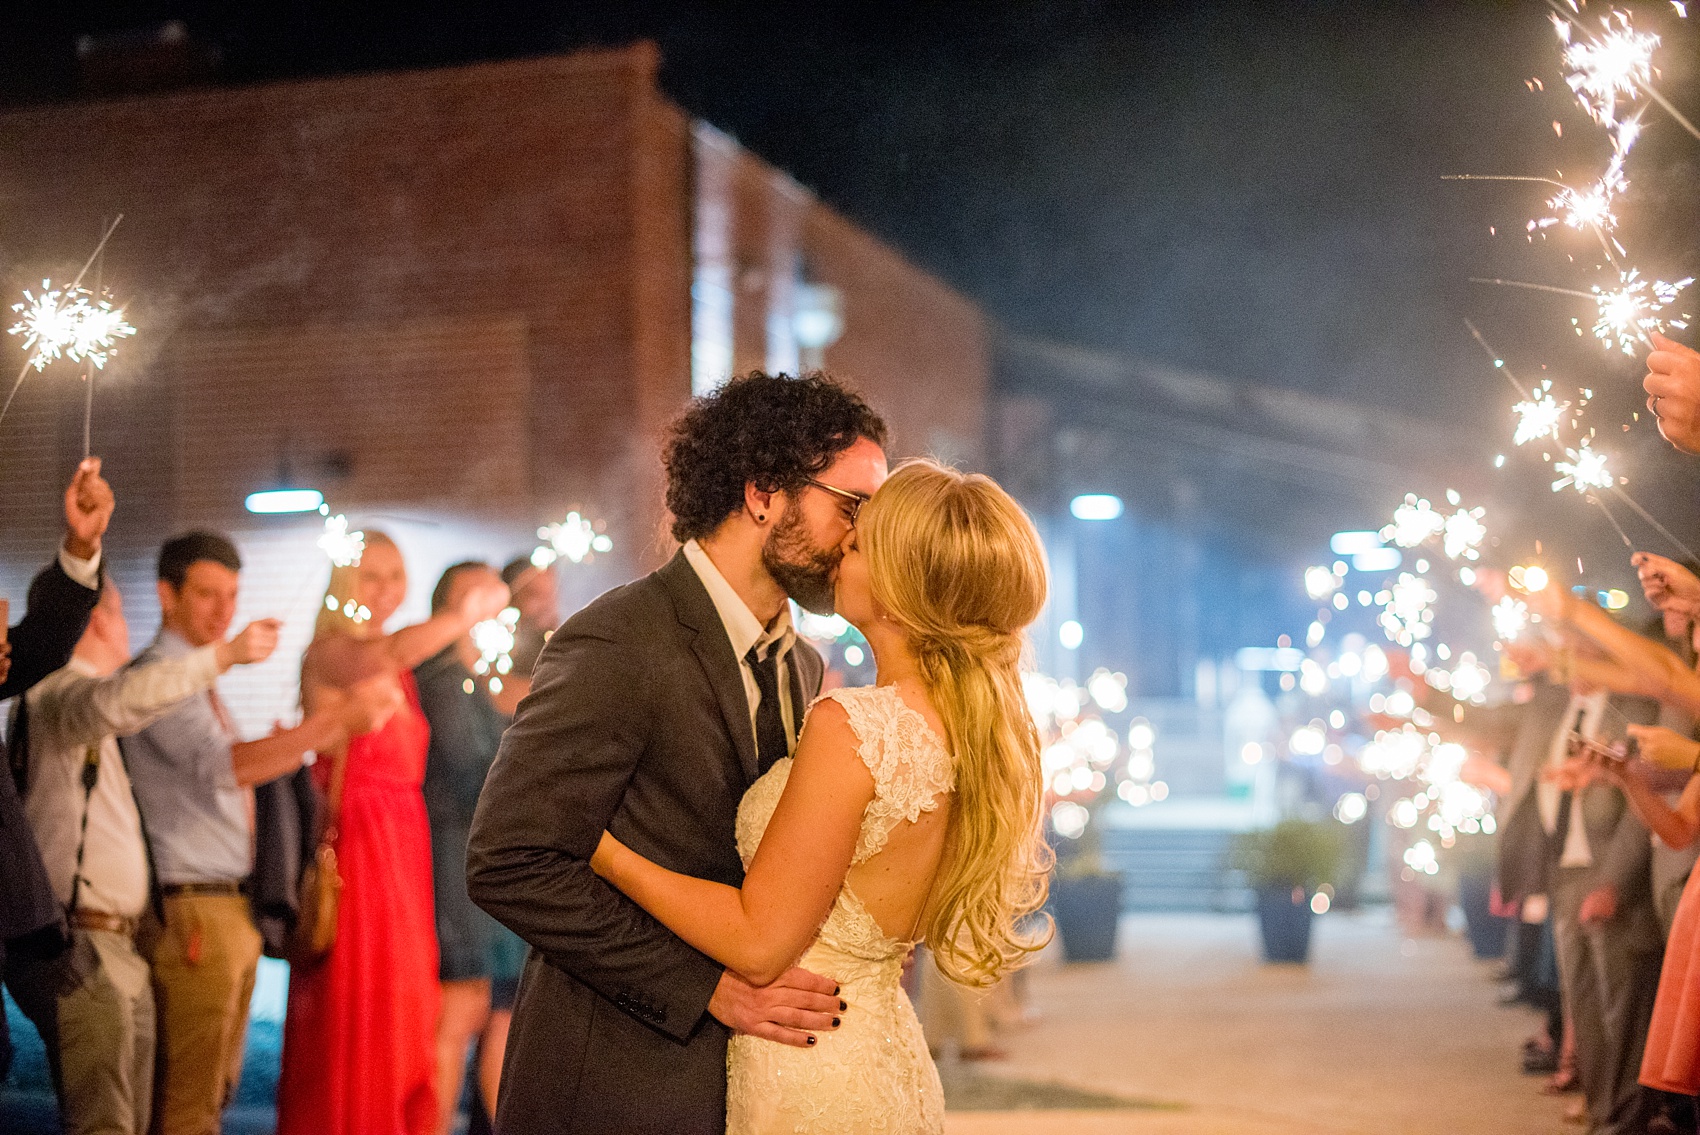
[1515,574,1700,719]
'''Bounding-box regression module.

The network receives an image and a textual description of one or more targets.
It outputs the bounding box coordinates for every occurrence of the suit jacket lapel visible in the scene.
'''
[658,551,761,783]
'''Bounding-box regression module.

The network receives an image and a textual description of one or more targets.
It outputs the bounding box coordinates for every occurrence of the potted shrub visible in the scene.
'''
[1049,825,1123,962]
[1028,673,1134,963]
[1231,819,1343,964]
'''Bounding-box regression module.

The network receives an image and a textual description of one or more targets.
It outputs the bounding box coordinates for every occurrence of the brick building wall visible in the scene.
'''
[0,43,988,728]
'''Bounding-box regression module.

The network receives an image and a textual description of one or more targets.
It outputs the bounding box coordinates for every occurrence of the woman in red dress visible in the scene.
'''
[278,532,509,1135]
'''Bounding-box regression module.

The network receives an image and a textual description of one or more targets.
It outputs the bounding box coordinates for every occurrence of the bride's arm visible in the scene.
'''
[591,698,875,985]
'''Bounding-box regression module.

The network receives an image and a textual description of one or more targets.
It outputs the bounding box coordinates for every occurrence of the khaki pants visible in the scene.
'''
[9,928,156,1135]
[142,894,261,1135]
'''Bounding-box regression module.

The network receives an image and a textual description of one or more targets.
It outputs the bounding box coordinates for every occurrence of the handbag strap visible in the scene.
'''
[321,742,351,847]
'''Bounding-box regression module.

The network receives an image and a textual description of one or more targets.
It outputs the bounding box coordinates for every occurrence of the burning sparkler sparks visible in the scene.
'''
[10,284,83,372]
[532,511,613,568]
[1383,495,1444,549]
[1557,10,1659,131]
[68,296,136,371]
[470,607,521,692]
[318,513,365,567]
[1534,158,1628,241]
[1491,596,1530,641]
[1553,444,1614,493]
[1442,505,1488,561]
[1512,386,1569,445]
[1379,572,1437,646]
[7,282,136,373]
[1585,269,1693,355]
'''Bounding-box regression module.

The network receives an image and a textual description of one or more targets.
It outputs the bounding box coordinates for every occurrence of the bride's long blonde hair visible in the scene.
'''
[858,459,1053,986]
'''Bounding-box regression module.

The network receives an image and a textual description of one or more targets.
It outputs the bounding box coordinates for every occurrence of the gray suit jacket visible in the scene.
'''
[1470,680,1569,904]
[467,550,823,1135]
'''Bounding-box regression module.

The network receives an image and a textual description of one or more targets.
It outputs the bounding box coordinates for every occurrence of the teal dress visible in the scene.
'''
[415,647,526,985]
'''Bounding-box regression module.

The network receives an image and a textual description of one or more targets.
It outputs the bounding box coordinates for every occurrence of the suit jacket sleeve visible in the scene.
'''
[466,624,724,1043]
[1594,798,1653,896]
[0,560,100,702]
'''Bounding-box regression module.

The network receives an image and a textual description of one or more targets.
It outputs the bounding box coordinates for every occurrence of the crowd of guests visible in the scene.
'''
[1444,332,1700,1135]
[0,457,566,1135]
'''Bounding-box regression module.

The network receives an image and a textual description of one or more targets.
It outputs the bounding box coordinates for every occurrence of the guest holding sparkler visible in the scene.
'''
[1513,577,1700,1128]
[0,457,112,1081]
[275,532,506,1135]
[123,531,390,1135]
[416,561,526,1134]
[496,555,559,714]
[8,581,278,1135]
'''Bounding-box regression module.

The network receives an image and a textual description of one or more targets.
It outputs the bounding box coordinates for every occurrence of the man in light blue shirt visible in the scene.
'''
[122,531,385,1135]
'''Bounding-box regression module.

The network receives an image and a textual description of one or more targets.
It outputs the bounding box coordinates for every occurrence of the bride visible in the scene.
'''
[591,459,1053,1134]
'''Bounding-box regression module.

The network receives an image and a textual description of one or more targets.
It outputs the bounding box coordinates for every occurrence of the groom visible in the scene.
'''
[468,372,888,1133]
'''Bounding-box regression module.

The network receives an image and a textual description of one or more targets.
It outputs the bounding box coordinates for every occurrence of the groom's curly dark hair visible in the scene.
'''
[664,371,888,544]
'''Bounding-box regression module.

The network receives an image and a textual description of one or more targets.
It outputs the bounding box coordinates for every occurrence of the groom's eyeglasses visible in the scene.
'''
[805,479,871,526]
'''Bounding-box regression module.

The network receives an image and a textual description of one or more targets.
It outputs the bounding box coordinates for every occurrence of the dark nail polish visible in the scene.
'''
[839,999,847,1011]
[834,985,841,995]
[806,1035,817,1046]
[832,1016,841,1028]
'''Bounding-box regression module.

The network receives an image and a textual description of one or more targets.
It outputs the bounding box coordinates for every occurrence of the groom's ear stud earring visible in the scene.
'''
[756,513,766,523]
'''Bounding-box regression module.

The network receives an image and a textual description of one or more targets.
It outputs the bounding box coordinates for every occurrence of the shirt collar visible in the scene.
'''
[151,627,195,658]
[682,540,795,663]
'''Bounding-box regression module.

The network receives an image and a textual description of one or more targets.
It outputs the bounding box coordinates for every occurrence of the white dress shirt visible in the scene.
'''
[58,542,101,590]
[22,646,223,918]
[1535,690,1606,869]
[682,540,798,754]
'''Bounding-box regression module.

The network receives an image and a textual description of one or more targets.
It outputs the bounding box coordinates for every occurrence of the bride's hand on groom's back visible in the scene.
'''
[709,967,845,1048]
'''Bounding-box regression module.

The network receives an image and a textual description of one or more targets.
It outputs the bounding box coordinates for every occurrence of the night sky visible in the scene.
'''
[4,1,1698,548]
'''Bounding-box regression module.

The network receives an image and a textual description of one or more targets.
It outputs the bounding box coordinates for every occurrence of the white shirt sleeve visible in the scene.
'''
[57,542,102,590]
[31,647,225,751]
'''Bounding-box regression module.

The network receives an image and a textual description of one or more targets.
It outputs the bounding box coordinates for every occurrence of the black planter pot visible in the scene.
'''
[1051,873,1123,962]
[1255,884,1314,963]
[1458,870,1511,960]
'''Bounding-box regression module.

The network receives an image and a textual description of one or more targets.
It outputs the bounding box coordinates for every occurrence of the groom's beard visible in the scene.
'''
[762,507,840,615]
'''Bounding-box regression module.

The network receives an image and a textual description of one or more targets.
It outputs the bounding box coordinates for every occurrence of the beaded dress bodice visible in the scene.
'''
[725,684,954,1135]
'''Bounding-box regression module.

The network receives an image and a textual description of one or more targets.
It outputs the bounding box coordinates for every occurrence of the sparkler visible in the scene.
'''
[470,607,521,693]
[1383,495,1444,549]
[1556,9,1659,131]
[1586,269,1693,355]
[318,513,365,567]
[1491,596,1530,641]
[1551,3,1700,142]
[1538,159,1626,235]
[532,511,613,568]
[0,216,128,435]
[1378,572,1437,646]
[1512,386,1568,445]
[1442,504,1488,561]
[1552,444,1613,493]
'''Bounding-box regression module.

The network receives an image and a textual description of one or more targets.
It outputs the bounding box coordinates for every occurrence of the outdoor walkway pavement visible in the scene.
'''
[947,908,1565,1135]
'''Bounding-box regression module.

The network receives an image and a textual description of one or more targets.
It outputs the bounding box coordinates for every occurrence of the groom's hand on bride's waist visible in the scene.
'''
[709,967,845,1048]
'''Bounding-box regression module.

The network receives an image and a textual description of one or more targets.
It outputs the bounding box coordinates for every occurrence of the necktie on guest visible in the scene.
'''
[746,645,791,772]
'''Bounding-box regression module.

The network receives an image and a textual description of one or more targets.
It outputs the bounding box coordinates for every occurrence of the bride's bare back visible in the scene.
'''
[840,680,954,944]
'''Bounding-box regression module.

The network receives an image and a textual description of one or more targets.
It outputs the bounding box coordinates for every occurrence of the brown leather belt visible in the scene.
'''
[160,882,245,898]
[70,909,139,936]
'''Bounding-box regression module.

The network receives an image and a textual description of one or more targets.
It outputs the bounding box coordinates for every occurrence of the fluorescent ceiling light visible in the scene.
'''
[1351,548,1403,573]
[245,489,325,514]
[1329,530,1383,556]
[1070,494,1124,521]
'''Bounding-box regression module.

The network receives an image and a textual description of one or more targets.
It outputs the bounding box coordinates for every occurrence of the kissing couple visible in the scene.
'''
[468,372,1053,1134]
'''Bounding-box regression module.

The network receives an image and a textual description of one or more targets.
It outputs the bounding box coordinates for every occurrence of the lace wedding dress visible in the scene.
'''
[727,684,956,1135]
